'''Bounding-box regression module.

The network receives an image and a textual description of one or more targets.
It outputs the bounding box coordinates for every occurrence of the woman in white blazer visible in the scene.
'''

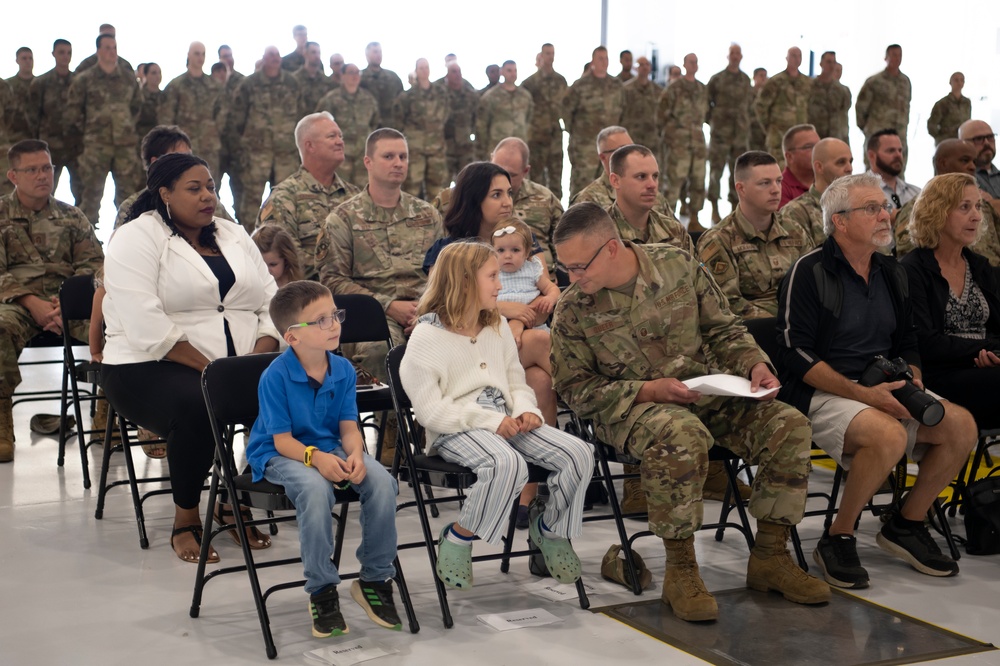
[101,153,281,564]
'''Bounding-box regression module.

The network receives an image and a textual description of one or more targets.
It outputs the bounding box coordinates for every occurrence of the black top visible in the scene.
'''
[900,247,1000,375]
[202,254,237,357]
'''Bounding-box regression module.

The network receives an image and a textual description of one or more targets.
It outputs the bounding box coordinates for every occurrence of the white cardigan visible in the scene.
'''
[102,212,280,364]
[399,316,543,447]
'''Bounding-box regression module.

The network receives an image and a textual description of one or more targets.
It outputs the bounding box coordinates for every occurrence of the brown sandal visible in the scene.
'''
[171,524,219,564]
[214,504,272,549]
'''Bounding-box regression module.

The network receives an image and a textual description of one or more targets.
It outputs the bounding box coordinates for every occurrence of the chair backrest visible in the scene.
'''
[385,345,411,411]
[201,353,282,429]
[336,293,392,346]
[59,274,96,324]
[744,316,781,371]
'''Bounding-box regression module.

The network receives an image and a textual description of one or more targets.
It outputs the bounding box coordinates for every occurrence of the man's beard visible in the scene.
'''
[875,154,902,177]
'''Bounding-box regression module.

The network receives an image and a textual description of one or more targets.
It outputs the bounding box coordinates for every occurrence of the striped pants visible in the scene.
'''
[434,425,594,545]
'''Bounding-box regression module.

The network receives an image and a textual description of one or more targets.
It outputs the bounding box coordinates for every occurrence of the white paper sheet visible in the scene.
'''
[476,608,564,632]
[682,374,779,398]
[304,638,398,666]
[521,578,619,602]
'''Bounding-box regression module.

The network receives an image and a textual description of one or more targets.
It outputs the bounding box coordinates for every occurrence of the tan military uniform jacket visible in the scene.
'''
[476,85,534,156]
[521,70,568,143]
[65,65,141,148]
[657,78,708,150]
[808,79,852,142]
[161,72,224,157]
[550,241,766,452]
[754,71,811,136]
[621,78,663,153]
[706,68,752,141]
[29,69,81,160]
[571,172,679,222]
[225,70,303,159]
[608,203,693,254]
[562,74,623,154]
[856,70,911,137]
[292,68,334,116]
[359,67,404,128]
[777,185,825,248]
[927,94,971,145]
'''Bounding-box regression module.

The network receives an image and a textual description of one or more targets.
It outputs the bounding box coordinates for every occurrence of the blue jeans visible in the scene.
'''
[264,449,398,594]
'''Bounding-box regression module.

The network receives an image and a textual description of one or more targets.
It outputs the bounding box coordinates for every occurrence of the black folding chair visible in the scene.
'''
[385,344,590,629]
[191,353,418,659]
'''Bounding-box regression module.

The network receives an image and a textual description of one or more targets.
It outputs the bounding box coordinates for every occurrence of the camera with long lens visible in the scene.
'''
[858,356,944,426]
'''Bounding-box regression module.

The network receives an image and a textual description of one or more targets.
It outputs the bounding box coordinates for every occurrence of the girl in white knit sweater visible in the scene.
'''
[399,242,593,590]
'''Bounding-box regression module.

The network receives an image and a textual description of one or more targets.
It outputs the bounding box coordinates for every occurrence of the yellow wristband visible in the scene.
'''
[303,446,318,467]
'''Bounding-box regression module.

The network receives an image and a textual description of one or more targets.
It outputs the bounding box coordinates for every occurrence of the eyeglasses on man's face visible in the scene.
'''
[286,309,346,332]
[836,202,892,217]
[556,239,612,276]
[967,133,996,145]
[12,164,54,177]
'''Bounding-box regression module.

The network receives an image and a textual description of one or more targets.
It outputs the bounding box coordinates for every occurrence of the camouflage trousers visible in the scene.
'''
[341,314,407,384]
[765,128,787,170]
[749,122,767,153]
[340,156,369,190]
[708,135,746,206]
[404,148,448,202]
[568,146,601,200]
[238,151,299,233]
[665,141,707,212]
[445,140,476,185]
[0,303,88,398]
[51,149,82,207]
[78,143,144,229]
[625,395,812,540]
[529,133,564,200]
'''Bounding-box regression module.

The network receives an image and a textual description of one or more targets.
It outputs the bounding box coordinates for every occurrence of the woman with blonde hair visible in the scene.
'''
[399,241,592,590]
[901,172,1000,428]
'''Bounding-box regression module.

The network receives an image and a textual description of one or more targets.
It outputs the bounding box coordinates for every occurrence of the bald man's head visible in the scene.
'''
[934,139,978,176]
[959,119,996,168]
[812,138,853,192]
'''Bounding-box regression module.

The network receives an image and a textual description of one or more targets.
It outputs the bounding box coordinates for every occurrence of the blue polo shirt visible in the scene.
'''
[246,347,359,482]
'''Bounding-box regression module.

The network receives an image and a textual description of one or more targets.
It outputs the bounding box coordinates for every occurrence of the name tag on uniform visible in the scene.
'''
[406,217,433,228]
[654,283,691,308]
[584,319,624,337]
[732,243,756,254]
[779,238,804,247]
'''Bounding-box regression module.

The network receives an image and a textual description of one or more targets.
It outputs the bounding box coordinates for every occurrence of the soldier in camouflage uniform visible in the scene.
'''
[113,125,234,230]
[436,62,478,182]
[160,42,224,179]
[697,151,810,319]
[75,24,134,76]
[563,47,623,199]
[360,42,404,128]
[280,25,309,72]
[749,68,768,152]
[328,54,344,87]
[135,64,163,154]
[476,61,534,161]
[315,128,442,381]
[856,45,911,169]
[521,44,568,199]
[706,45,752,224]
[394,59,448,200]
[5,47,35,145]
[64,35,143,228]
[1,140,103,462]
[621,57,662,168]
[0,80,20,199]
[225,46,304,230]
[754,48,811,169]
[292,42,333,116]
[315,63,380,190]
[606,144,692,252]
[571,126,678,222]
[778,137,854,248]
[927,73,971,146]
[257,113,359,280]
[657,53,708,229]
[808,52,852,145]
[29,39,82,204]
[895,139,981,257]
[216,45,245,210]
[550,202,828,621]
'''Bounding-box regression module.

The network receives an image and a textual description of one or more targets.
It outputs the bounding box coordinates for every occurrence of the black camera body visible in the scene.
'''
[858,356,944,427]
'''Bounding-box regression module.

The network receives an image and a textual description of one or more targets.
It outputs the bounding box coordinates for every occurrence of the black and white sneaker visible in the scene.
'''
[877,517,959,577]
[310,585,348,637]
[813,531,870,589]
[351,579,402,630]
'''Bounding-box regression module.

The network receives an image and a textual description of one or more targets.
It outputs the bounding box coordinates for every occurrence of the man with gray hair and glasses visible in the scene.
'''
[775,172,976,590]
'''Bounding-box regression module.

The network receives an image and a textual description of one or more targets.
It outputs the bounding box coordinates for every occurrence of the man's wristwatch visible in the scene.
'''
[303,446,318,467]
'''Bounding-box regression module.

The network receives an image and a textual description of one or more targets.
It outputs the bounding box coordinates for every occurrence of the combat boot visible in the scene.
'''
[92,391,109,435]
[687,211,708,234]
[747,522,830,604]
[662,536,718,621]
[702,460,752,504]
[0,397,14,463]
[378,413,398,467]
[619,464,647,514]
[711,201,721,224]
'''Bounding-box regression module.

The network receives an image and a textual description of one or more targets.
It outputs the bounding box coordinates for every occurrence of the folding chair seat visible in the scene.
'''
[11,330,65,408]
[191,353,418,660]
[385,345,590,629]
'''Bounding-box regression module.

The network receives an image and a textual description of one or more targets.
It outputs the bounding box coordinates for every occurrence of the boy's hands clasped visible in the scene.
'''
[314,450,368,486]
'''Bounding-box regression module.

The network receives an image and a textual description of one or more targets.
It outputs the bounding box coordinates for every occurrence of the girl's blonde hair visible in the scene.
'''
[490,217,533,254]
[908,173,982,249]
[251,225,303,283]
[418,241,501,330]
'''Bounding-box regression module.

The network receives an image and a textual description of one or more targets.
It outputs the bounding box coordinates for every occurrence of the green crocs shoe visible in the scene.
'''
[436,524,474,589]
[529,514,582,584]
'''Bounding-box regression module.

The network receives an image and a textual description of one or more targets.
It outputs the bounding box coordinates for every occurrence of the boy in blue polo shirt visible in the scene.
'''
[247,280,401,637]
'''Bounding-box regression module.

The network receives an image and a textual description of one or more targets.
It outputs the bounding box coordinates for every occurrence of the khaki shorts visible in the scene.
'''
[807,389,930,470]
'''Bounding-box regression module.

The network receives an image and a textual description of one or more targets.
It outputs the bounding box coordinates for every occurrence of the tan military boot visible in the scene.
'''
[687,211,709,234]
[702,460,752,504]
[662,537,719,621]
[0,397,14,463]
[92,392,109,435]
[378,413,398,467]
[711,201,722,224]
[747,522,831,604]
[619,463,647,514]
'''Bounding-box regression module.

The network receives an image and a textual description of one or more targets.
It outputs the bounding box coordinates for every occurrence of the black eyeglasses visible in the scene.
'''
[967,133,997,144]
[556,239,613,276]
[286,309,346,332]
[836,202,892,217]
